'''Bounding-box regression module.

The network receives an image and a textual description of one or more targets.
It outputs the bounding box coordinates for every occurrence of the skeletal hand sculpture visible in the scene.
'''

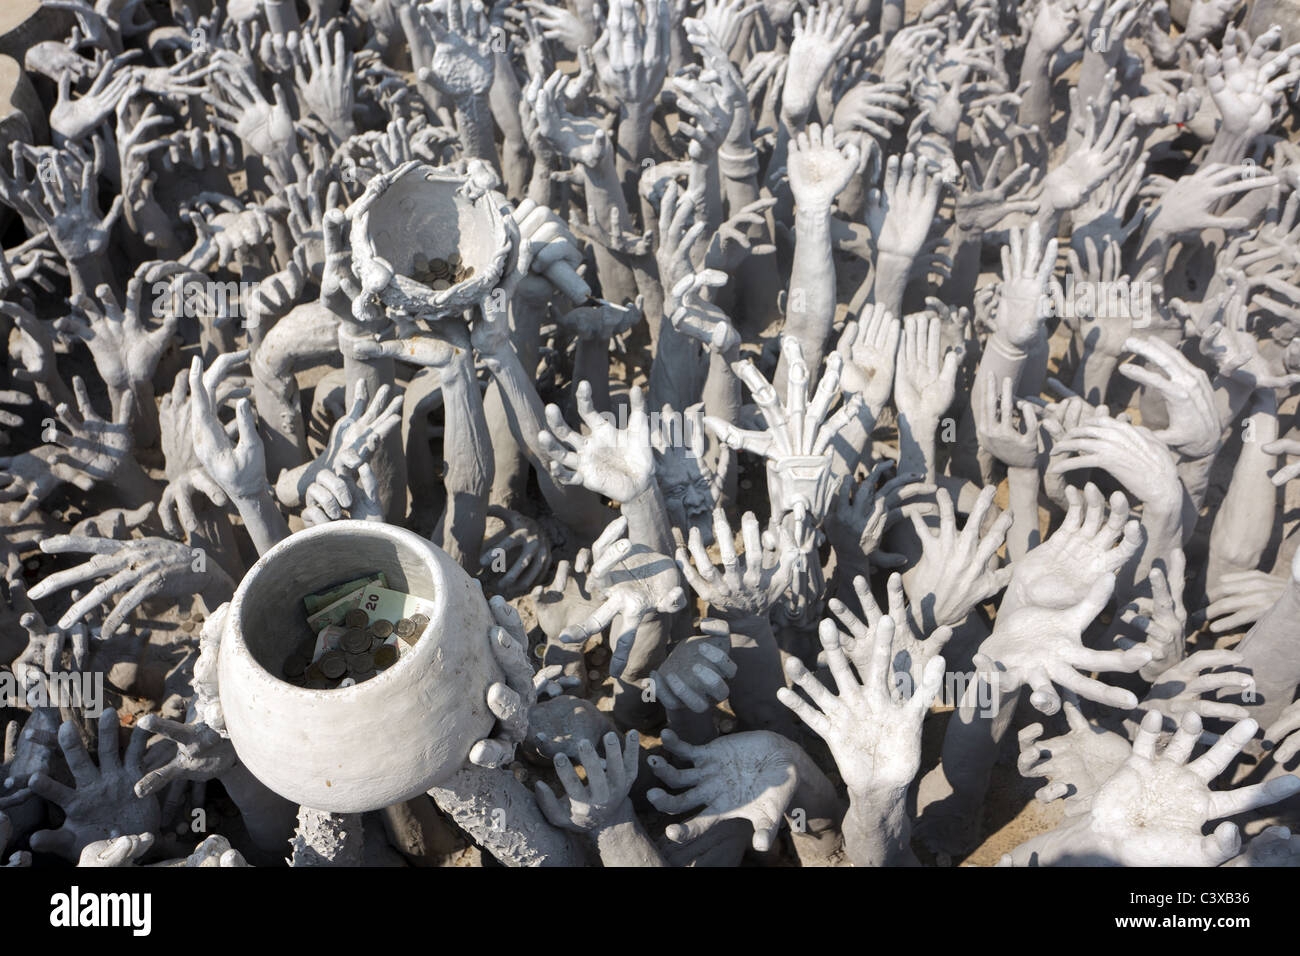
[707,337,859,526]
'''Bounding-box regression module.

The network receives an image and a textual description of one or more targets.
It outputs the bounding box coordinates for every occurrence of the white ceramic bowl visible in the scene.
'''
[348,160,509,321]
[218,521,500,812]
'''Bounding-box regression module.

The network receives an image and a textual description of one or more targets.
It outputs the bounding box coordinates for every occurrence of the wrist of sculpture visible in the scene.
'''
[779,105,811,136]
[953,219,986,243]
[115,455,164,510]
[1006,465,1042,559]
[1205,127,1253,166]
[787,738,848,818]
[438,349,476,388]
[1176,453,1214,511]
[617,101,654,172]
[986,332,1029,363]
[232,486,292,556]
[1007,464,1040,498]
[69,253,113,300]
[718,142,760,180]
[872,250,912,316]
[846,776,909,807]
[252,347,295,398]
[456,94,498,166]
[265,0,301,34]
[593,800,666,866]
[843,783,914,866]
[1031,205,1064,247]
[1022,39,1051,80]
[337,321,385,363]
[1142,502,1185,561]
[897,415,937,482]
[793,206,834,239]
[218,762,297,851]
[622,478,675,558]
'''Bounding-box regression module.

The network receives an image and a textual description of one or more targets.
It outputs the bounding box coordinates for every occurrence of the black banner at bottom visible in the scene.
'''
[2,864,1280,944]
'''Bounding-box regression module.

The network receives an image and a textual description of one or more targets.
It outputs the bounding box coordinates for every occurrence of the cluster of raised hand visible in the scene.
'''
[1,0,1299,868]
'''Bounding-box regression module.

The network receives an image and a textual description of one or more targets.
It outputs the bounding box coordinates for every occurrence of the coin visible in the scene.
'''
[447,251,460,267]
[346,651,374,674]
[413,253,428,272]
[374,644,398,668]
[282,653,308,679]
[344,608,369,629]
[369,619,394,639]
[339,677,357,688]
[342,627,369,654]
[320,651,347,679]
[409,613,430,633]
[395,617,415,639]
[431,278,450,291]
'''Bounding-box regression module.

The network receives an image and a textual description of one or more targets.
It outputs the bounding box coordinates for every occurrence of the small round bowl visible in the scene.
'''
[348,160,509,321]
[217,521,500,812]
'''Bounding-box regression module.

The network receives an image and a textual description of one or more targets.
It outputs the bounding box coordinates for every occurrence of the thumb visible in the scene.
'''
[1069,572,1116,634]
[750,810,782,852]
[1202,821,1240,865]
[233,398,260,449]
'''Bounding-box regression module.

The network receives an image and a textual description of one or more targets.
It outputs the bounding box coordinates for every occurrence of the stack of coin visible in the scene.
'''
[319,651,347,680]
[303,659,329,689]
[345,650,375,676]
[410,253,476,291]
[289,581,436,686]
[395,617,417,645]
[289,637,399,689]
[392,613,431,648]
[341,627,370,654]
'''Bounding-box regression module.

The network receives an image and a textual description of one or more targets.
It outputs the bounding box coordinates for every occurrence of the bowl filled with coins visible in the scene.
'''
[217,520,503,813]
[347,159,510,323]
